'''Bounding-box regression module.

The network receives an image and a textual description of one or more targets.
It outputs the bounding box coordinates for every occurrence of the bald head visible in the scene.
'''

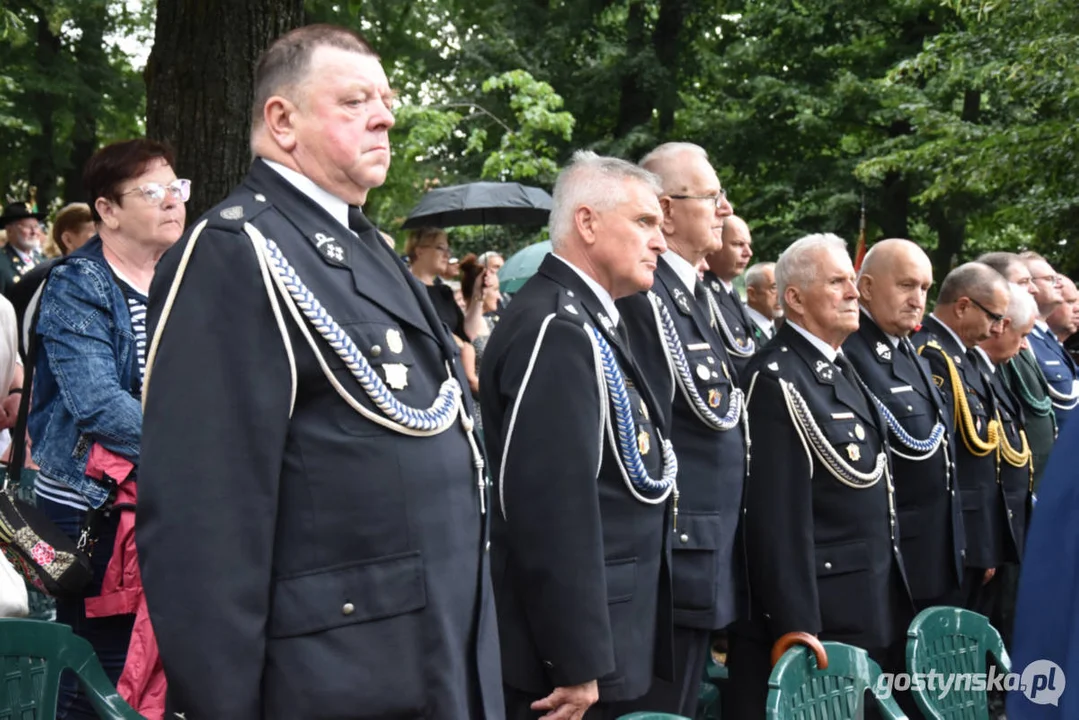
[1048,275,1079,340]
[857,239,933,337]
[707,214,753,280]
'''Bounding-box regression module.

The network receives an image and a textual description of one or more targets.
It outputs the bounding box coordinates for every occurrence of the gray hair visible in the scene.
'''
[1006,283,1038,327]
[548,150,662,250]
[775,233,848,307]
[477,251,503,265]
[638,143,709,193]
[937,262,1008,305]
[744,262,776,290]
[976,251,1024,280]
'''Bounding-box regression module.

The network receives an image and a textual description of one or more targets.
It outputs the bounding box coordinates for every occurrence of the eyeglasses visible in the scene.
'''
[1031,274,1062,286]
[120,179,191,206]
[423,245,451,256]
[967,296,1005,326]
[668,188,728,208]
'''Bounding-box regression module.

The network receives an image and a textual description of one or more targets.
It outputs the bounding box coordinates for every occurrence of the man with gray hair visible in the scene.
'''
[727,233,911,718]
[913,263,1014,611]
[977,251,1056,490]
[139,25,502,718]
[481,151,675,719]
[975,284,1038,657]
[843,239,964,611]
[616,141,744,717]
[743,261,781,341]
[1022,252,1079,429]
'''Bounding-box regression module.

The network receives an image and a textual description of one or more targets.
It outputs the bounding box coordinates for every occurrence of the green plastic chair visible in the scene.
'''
[617,713,691,720]
[906,605,1011,719]
[766,632,908,720]
[696,680,720,720]
[0,618,144,719]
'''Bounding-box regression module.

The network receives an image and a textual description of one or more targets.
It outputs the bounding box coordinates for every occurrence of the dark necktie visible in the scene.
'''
[348,205,411,294]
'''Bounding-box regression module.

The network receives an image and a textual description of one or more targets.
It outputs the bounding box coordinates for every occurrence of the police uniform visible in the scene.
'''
[702,270,756,376]
[615,254,746,716]
[843,310,964,607]
[725,322,912,719]
[138,159,502,719]
[480,254,675,719]
[914,316,1014,608]
[1027,322,1079,430]
[1000,348,1057,491]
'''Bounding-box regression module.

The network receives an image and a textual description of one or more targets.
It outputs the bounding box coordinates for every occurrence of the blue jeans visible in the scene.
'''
[37,494,134,719]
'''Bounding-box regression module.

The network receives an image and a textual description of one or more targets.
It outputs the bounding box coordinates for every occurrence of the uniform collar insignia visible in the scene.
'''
[815,359,835,382]
[598,312,614,332]
[710,279,722,293]
[875,341,892,361]
[672,287,692,315]
[313,232,347,267]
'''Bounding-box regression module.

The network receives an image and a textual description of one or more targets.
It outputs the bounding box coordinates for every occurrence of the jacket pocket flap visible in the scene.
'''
[815,541,869,577]
[605,558,637,604]
[672,512,722,551]
[268,551,426,638]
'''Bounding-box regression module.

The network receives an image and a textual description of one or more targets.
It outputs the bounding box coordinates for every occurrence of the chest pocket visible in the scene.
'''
[684,345,731,395]
[623,379,662,477]
[879,392,928,421]
[816,418,879,473]
[322,322,418,373]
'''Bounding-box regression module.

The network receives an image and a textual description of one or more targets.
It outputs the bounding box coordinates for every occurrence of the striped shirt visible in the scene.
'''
[35,268,147,510]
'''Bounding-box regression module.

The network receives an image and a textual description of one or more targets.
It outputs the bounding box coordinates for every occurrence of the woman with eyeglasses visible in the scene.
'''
[405,226,494,342]
[27,139,187,719]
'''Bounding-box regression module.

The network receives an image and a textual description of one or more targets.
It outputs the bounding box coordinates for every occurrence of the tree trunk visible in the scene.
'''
[62,0,109,205]
[615,0,652,138]
[145,0,305,219]
[651,0,689,136]
[26,4,60,212]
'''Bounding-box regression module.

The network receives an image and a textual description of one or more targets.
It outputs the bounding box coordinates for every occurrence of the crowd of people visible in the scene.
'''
[1,21,1078,720]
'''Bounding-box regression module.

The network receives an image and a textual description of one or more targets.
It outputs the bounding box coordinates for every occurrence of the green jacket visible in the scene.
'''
[1001,348,1057,491]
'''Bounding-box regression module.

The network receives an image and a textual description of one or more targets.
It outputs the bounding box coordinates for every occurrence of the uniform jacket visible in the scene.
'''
[702,271,756,378]
[480,254,674,704]
[0,244,44,296]
[1027,324,1078,430]
[740,322,912,651]
[985,364,1031,557]
[843,312,964,602]
[1001,349,1057,490]
[138,160,502,719]
[617,256,745,630]
[914,316,1013,568]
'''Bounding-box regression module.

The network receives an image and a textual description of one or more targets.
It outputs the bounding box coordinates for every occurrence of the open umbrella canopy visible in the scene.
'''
[498,240,552,295]
[402,182,553,230]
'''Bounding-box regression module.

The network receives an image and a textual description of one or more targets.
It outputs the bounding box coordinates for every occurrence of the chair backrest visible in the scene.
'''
[616,714,691,720]
[906,605,1011,720]
[0,618,143,719]
[766,633,908,720]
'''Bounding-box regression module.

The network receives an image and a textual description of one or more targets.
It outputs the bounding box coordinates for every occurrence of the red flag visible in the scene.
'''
[853,195,867,271]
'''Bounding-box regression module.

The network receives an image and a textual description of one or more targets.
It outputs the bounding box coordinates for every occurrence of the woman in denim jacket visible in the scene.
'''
[29,139,187,719]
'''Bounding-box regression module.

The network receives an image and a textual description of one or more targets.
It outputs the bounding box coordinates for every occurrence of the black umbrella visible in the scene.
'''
[401,181,553,230]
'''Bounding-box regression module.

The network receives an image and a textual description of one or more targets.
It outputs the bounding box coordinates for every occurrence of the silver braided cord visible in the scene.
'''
[867,393,946,461]
[263,238,462,435]
[780,378,886,489]
[704,286,755,357]
[649,292,744,431]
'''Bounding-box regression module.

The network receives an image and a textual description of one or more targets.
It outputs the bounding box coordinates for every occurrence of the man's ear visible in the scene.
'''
[263,96,299,152]
[574,205,598,246]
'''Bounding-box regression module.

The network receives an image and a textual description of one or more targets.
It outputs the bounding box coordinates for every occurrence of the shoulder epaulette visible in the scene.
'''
[203,191,274,232]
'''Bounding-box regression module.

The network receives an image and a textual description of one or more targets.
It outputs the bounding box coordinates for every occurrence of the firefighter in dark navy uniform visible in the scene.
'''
[913,262,1014,612]
[725,233,912,719]
[481,152,675,720]
[615,142,745,718]
[137,26,502,719]
[702,215,756,377]
[843,238,964,609]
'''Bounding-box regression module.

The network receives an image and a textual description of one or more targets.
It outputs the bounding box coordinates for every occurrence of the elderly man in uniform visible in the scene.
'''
[744,261,781,342]
[1049,275,1079,344]
[726,233,912,718]
[615,142,744,717]
[975,285,1038,659]
[703,215,756,375]
[1022,252,1079,429]
[0,202,46,294]
[843,239,964,610]
[978,252,1057,489]
[913,263,1013,611]
[137,25,502,719]
[481,152,675,720]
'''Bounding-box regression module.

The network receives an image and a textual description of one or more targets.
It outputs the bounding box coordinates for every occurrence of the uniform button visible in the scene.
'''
[543,660,554,669]
[1008,509,1014,518]
[907,405,913,411]
[254,193,266,202]
[824,562,832,570]
[679,534,689,544]
[342,602,355,616]
[371,345,382,357]
[961,549,967,558]
[485,540,491,552]
[567,291,575,298]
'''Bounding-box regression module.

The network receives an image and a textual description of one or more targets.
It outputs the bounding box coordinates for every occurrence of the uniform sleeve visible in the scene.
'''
[137,226,293,718]
[743,372,821,637]
[617,293,674,429]
[495,317,615,687]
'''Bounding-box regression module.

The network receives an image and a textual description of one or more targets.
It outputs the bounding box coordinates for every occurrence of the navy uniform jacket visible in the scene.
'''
[617,256,745,631]
[138,160,502,719]
[1027,324,1079,430]
[480,254,674,704]
[0,244,45,296]
[985,363,1032,557]
[702,270,756,377]
[914,316,1013,569]
[739,323,912,650]
[843,313,964,602]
